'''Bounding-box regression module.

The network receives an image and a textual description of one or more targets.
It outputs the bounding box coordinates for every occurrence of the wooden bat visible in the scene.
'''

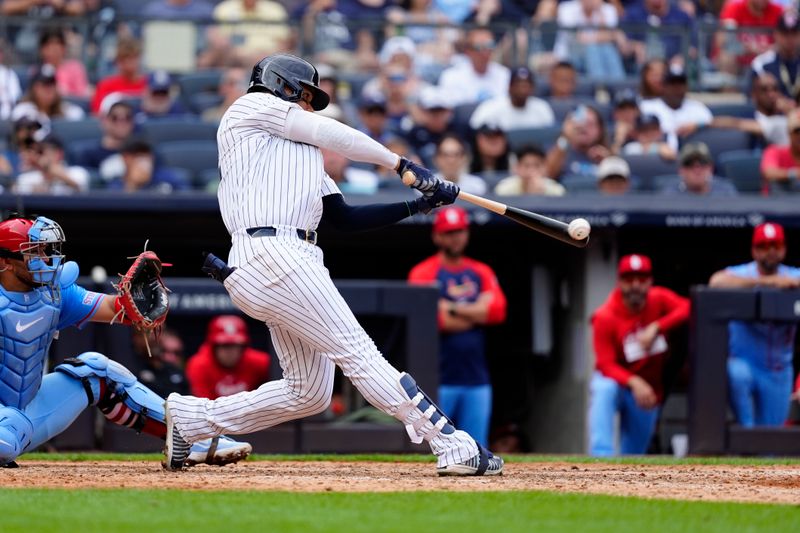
[403,171,590,248]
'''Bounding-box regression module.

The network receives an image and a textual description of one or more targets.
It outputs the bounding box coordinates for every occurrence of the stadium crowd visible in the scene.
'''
[1,1,800,195]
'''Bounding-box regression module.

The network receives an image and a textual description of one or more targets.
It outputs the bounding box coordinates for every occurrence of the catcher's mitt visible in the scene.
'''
[112,250,170,334]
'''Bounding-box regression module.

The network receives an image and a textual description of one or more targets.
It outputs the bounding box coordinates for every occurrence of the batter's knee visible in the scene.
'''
[285,370,334,416]
[0,407,33,464]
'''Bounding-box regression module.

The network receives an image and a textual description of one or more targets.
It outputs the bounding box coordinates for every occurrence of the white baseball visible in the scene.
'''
[90,265,108,284]
[567,218,591,240]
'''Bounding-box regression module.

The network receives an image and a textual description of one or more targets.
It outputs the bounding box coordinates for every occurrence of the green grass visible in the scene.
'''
[2,488,797,533]
[19,451,800,466]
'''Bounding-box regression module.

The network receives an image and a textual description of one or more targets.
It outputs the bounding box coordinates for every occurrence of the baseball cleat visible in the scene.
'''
[185,436,253,467]
[162,398,190,471]
[437,445,504,476]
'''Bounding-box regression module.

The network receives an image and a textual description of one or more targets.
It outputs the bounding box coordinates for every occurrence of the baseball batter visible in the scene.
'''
[164,54,504,475]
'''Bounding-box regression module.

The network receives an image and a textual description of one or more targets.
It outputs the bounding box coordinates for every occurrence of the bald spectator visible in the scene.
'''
[91,37,147,115]
[437,27,511,107]
[469,66,555,132]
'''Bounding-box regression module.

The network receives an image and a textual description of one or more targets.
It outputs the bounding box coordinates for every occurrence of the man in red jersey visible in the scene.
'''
[185,315,271,400]
[588,254,690,456]
[91,37,148,115]
[408,206,507,446]
[717,0,784,70]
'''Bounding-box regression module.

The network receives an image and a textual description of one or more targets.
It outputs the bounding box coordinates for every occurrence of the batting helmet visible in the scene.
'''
[248,54,330,111]
[207,315,250,345]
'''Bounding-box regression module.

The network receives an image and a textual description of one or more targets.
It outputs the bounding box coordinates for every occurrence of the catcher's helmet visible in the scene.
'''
[248,54,330,111]
[0,216,35,259]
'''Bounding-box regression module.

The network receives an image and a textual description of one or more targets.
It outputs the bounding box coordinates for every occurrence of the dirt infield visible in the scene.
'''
[3,460,799,504]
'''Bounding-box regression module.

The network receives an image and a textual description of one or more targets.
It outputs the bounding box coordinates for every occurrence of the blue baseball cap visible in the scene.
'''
[148,70,171,92]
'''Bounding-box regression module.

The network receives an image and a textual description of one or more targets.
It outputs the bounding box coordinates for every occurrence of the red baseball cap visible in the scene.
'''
[618,254,652,276]
[752,222,785,246]
[433,206,469,233]
[206,315,249,345]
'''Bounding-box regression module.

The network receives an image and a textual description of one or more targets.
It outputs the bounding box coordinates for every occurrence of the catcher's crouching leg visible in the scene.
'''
[55,352,252,466]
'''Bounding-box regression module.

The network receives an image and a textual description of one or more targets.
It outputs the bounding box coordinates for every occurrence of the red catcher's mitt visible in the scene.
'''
[113,251,170,333]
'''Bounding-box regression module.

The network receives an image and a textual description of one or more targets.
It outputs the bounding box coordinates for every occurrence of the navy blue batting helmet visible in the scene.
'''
[248,54,330,111]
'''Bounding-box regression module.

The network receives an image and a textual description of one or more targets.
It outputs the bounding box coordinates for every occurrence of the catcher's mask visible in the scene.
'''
[21,216,66,287]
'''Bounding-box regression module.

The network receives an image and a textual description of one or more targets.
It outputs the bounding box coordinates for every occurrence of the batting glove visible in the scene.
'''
[397,157,439,193]
[418,180,460,213]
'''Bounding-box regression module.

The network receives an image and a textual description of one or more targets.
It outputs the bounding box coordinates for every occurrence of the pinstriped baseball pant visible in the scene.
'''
[168,230,478,467]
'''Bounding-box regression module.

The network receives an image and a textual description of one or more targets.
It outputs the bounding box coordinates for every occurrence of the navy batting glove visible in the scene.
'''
[420,180,460,212]
[397,157,438,193]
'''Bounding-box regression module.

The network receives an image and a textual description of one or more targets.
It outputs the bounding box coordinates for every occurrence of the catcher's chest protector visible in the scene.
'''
[0,287,59,409]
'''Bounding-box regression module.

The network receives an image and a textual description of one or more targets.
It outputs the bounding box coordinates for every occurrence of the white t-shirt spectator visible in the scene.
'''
[435,171,487,195]
[0,66,22,120]
[554,0,619,59]
[469,96,556,131]
[437,59,510,107]
[15,166,90,195]
[755,111,789,146]
[11,100,85,123]
[639,98,713,150]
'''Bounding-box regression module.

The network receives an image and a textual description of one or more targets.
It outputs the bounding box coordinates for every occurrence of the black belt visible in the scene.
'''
[246,226,318,245]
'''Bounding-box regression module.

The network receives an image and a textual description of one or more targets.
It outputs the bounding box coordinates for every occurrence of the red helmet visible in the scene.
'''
[0,217,34,258]
[206,315,249,345]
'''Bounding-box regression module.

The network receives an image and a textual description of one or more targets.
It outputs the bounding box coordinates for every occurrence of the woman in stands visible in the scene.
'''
[11,64,85,125]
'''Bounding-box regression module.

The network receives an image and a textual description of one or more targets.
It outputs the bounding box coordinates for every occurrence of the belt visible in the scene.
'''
[246,226,318,245]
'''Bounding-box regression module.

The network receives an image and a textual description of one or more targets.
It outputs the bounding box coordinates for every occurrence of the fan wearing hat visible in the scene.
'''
[13,134,90,195]
[660,142,738,196]
[408,206,507,447]
[620,113,676,160]
[11,64,85,124]
[709,222,800,427]
[609,89,641,154]
[639,64,713,150]
[468,66,556,132]
[136,70,188,121]
[751,11,800,106]
[186,315,271,400]
[596,155,631,195]
[589,254,690,456]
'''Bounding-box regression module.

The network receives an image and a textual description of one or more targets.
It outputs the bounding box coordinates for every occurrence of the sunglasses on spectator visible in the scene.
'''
[469,42,495,52]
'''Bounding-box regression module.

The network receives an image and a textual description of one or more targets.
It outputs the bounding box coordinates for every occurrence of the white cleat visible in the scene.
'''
[437,447,504,476]
[185,436,253,467]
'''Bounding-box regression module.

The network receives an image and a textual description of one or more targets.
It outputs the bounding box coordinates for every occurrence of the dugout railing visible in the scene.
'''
[689,286,800,456]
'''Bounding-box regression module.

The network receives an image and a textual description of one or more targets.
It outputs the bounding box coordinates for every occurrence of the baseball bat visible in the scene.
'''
[403,171,590,248]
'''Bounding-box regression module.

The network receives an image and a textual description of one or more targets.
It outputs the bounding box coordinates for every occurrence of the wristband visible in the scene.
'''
[556,136,569,151]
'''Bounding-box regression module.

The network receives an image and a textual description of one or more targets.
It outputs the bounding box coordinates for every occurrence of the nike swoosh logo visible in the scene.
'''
[16,317,45,333]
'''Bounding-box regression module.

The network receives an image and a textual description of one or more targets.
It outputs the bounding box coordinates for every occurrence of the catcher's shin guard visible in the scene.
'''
[55,352,167,437]
[396,372,456,444]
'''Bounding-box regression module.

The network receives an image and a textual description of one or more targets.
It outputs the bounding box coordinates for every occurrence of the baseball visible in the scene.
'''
[568,218,591,240]
[90,265,108,284]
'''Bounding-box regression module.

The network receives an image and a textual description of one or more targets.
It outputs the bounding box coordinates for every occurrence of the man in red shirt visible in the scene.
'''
[761,108,800,193]
[90,37,148,115]
[588,254,690,456]
[186,315,271,400]
[717,0,784,70]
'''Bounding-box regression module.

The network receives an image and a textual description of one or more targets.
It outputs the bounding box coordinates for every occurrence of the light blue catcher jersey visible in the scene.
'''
[0,261,104,409]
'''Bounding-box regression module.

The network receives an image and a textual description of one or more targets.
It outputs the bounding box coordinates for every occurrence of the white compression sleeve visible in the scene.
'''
[284,106,400,170]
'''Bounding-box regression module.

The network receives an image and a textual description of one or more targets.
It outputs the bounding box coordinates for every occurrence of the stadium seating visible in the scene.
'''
[506,125,561,151]
[51,118,103,144]
[549,99,611,123]
[451,102,480,138]
[718,150,764,194]
[155,140,218,187]
[682,128,757,170]
[0,120,12,142]
[561,174,599,193]
[177,70,223,110]
[623,155,679,192]
[707,102,756,119]
[139,119,219,144]
[651,174,681,192]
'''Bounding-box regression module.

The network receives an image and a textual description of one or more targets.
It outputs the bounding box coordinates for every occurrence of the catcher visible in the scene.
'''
[0,214,251,468]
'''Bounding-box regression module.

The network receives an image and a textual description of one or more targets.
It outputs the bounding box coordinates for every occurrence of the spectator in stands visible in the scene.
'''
[469,120,511,176]
[621,0,695,67]
[107,139,190,193]
[362,40,426,131]
[202,67,247,122]
[143,0,214,19]
[134,70,188,122]
[589,254,690,456]
[211,0,291,64]
[433,133,487,194]
[639,58,667,102]
[186,315,271,400]
[661,142,738,196]
[709,222,800,427]
[91,37,147,115]
[639,65,713,150]
[356,95,392,144]
[494,144,565,196]
[596,155,631,195]
[315,63,349,123]
[761,108,800,193]
[11,64,84,124]
[131,328,190,399]
[554,0,626,82]
[751,11,800,112]
[1,115,44,175]
[1,0,92,16]
[0,43,22,120]
[711,73,788,146]
[716,0,783,76]
[38,27,89,99]
[434,0,501,23]
[546,61,578,100]
[622,114,676,159]
[321,145,380,194]
[437,27,511,107]
[546,104,610,180]
[408,205,508,446]
[385,0,456,70]
[402,86,454,168]
[13,134,89,194]
[75,101,135,181]
[610,89,641,154]
[469,66,556,132]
